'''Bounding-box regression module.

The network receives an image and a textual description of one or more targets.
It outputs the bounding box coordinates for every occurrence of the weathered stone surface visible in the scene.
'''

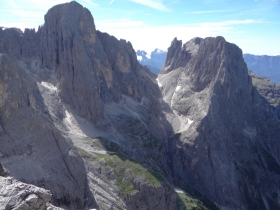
[37,1,109,124]
[0,164,9,177]
[250,72,280,106]
[159,36,280,209]
[0,27,37,61]
[249,71,280,121]
[0,54,97,209]
[0,2,176,209]
[125,182,179,210]
[0,176,64,210]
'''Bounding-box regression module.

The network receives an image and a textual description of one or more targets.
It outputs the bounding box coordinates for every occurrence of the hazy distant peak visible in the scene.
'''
[152,48,166,54]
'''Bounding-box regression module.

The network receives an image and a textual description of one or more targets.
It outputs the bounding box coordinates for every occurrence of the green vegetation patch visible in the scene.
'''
[92,152,162,193]
[77,147,91,157]
[252,78,272,87]
[81,136,163,195]
[177,192,208,210]
[175,178,220,210]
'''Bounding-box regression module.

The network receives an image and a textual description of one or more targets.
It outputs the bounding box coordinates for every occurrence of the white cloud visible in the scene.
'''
[203,0,229,3]
[96,19,270,54]
[0,0,71,30]
[130,0,170,12]
[198,19,258,27]
[97,19,145,28]
[109,0,115,4]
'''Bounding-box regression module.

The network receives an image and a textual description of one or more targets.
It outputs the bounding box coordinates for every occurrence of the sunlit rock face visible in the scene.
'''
[0,2,177,209]
[0,176,64,210]
[158,36,280,209]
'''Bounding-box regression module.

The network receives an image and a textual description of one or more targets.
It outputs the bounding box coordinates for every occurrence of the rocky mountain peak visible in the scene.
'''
[40,1,97,69]
[158,36,280,209]
[162,36,246,93]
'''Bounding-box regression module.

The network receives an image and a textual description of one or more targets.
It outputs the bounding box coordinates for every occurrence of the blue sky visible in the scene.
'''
[0,0,279,55]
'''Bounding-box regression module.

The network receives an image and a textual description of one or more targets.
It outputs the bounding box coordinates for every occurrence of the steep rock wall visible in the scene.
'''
[159,36,280,209]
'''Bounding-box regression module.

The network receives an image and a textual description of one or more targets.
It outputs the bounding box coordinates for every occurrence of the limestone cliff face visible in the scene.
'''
[0,2,175,209]
[0,54,97,209]
[159,36,280,209]
[0,27,37,61]
[37,2,107,124]
[249,72,280,120]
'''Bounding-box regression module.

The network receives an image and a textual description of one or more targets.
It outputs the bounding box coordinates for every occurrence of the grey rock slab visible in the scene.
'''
[0,53,96,209]
[0,176,63,210]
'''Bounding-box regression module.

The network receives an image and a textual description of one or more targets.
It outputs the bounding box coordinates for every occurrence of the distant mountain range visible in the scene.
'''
[243,54,280,83]
[136,50,280,83]
[136,49,167,74]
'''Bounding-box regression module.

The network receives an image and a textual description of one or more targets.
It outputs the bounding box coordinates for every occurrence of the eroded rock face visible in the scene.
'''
[37,2,107,124]
[249,72,280,105]
[0,54,96,209]
[159,36,280,209]
[0,2,175,209]
[0,27,37,62]
[0,176,64,210]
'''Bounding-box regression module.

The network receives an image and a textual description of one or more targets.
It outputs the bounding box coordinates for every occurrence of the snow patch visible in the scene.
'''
[187,118,194,125]
[175,85,182,91]
[65,110,72,125]
[174,188,186,194]
[41,82,57,91]
[156,78,162,88]
[63,109,86,138]
[177,117,194,133]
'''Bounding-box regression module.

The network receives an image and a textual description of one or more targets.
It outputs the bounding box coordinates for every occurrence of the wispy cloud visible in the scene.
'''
[0,0,70,30]
[130,0,170,12]
[203,0,229,3]
[97,19,145,28]
[198,19,265,27]
[185,10,232,14]
[109,0,115,4]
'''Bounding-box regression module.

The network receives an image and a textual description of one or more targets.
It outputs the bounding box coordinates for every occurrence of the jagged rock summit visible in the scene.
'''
[158,36,280,209]
[0,1,178,210]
